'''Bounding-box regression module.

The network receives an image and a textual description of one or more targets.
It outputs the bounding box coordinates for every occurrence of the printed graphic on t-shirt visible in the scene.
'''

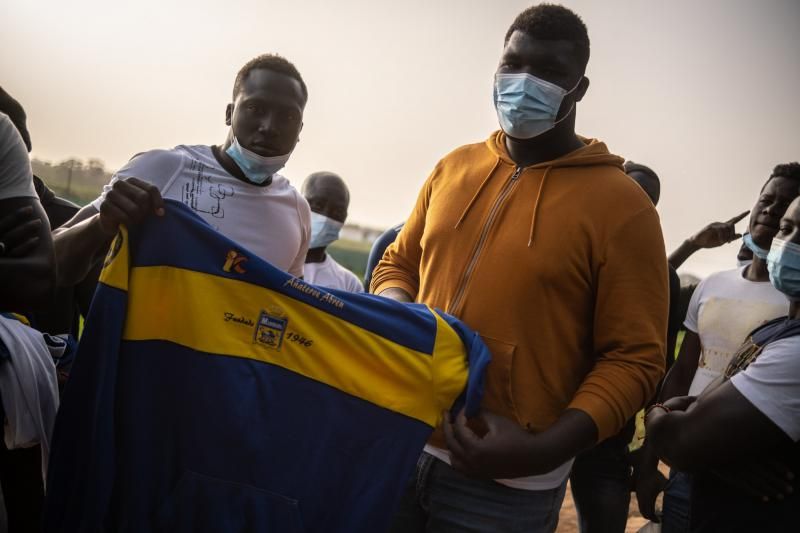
[182,159,234,222]
[697,297,786,373]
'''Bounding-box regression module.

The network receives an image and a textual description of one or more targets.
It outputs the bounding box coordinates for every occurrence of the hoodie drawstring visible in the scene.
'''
[454,159,501,229]
[528,166,553,247]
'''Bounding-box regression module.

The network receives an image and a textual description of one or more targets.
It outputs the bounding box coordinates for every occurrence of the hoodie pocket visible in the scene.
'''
[479,335,521,423]
[156,470,305,533]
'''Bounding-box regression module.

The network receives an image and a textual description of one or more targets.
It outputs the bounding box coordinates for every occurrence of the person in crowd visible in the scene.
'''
[0,91,56,533]
[645,194,800,532]
[372,5,668,531]
[0,106,54,311]
[636,162,800,531]
[301,172,363,292]
[0,87,97,336]
[363,223,403,292]
[569,161,681,533]
[51,54,311,286]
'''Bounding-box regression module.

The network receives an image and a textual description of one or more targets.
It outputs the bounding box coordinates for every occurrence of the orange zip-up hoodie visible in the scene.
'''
[372,131,668,442]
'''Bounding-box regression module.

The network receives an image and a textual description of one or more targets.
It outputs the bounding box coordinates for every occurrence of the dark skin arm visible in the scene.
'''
[631,438,668,521]
[632,330,701,520]
[53,177,164,286]
[659,330,701,400]
[668,211,749,269]
[647,389,793,473]
[443,408,598,479]
[0,198,55,311]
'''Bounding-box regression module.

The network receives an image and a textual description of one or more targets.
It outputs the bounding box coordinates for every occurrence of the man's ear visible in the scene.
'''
[225,103,233,126]
[575,76,590,103]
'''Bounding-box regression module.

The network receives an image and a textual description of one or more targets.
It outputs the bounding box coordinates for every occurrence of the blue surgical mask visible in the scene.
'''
[767,238,800,300]
[309,212,343,249]
[493,73,581,139]
[743,233,769,260]
[225,136,291,185]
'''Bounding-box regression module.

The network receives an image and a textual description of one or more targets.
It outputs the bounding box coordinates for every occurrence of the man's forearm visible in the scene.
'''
[525,409,598,475]
[668,239,700,270]
[53,213,114,287]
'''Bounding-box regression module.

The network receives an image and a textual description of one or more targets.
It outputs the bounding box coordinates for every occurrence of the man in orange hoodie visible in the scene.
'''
[373,4,668,531]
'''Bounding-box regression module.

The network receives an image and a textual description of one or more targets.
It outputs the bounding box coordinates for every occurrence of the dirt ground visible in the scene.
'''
[557,481,649,532]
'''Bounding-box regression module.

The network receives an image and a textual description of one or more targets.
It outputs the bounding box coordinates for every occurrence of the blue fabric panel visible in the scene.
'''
[110,340,431,533]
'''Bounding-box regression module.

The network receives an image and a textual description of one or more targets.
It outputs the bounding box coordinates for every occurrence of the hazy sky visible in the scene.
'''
[3,0,799,277]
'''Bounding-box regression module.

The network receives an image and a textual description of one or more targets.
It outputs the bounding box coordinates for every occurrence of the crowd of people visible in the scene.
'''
[0,3,798,532]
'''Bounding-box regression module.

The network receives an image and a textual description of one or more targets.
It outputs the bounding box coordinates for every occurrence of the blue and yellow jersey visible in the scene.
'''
[45,200,489,533]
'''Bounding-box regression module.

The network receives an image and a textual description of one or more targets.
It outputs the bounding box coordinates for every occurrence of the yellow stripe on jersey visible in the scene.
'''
[123,265,468,427]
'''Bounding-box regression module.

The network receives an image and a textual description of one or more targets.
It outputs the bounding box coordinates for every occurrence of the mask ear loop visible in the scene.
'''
[553,77,583,126]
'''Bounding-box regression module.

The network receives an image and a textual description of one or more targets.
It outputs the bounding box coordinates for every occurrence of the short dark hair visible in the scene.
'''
[233,54,308,101]
[624,161,659,183]
[624,160,660,205]
[772,162,800,182]
[504,4,590,69]
[761,162,800,192]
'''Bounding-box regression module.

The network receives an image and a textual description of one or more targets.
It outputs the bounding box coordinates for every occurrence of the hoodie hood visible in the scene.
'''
[462,131,627,246]
[486,130,625,171]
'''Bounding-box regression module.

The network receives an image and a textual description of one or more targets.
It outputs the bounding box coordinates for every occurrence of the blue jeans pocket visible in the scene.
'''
[156,470,305,533]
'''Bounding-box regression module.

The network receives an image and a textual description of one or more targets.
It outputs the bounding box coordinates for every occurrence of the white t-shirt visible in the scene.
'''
[0,113,36,201]
[92,145,310,278]
[685,266,789,396]
[731,336,800,441]
[424,444,573,491]
[303,255,363,293]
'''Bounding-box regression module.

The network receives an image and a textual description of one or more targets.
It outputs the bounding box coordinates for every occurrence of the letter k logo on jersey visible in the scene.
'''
[223,250,248,274]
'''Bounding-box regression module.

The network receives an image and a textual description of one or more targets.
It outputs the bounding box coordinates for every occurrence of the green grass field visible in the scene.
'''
[327,239,371,282]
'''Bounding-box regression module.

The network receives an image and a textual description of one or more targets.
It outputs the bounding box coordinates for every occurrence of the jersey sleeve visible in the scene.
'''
[731,338,800,441]
[0,114,36,201]
[90,149,184,212]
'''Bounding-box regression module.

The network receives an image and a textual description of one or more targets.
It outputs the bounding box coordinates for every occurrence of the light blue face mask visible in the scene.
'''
[767,238,800,299]
[743,233,770,260]
[309,212,343,249]
[493,73,581,139]
[225,136,291,185]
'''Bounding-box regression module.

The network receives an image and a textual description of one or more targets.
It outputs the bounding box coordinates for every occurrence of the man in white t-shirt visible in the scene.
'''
[301,172,363,293]
[0,109,55,311]
[52,54,311,286]
[663,164,799,402]
[683,265,788,395]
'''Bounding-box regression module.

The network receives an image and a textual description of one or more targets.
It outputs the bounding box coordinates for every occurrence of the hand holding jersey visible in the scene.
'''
[95,177,165,236]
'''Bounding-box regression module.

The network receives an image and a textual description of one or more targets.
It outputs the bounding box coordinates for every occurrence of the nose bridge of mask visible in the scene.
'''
[767,238,800,298]
[497,73,566,105]
[771,238,800,259]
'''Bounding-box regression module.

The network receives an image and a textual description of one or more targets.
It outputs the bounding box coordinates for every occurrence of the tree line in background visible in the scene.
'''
[31,157,112,207]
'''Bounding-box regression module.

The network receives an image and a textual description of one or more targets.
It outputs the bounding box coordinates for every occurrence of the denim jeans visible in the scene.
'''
[387,452,567,533]
[661,470,691,533]
[569,431,632,533]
